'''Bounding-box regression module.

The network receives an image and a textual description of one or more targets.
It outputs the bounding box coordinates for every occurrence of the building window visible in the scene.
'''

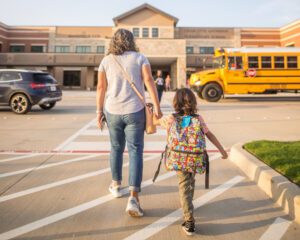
[152,28,159,38]
[9,45,25,52]
[287,56,298,68]
[186,47,194,54]
[76,46,91,53]
[274,56,284,68]
[199,47,214,55]
[261,56,272,69]
[142,28,149,38]
[31,45,45,53]
[55,46,70,53]
[133,28,139,38]
[248,56,258,68]
[63,71,81,87]
[96,46,105,54]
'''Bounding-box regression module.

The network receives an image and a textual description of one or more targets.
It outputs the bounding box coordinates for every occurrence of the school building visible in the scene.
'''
[0,3,299,89]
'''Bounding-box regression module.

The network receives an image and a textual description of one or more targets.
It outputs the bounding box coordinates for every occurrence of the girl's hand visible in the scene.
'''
[221,151,228,159]
[154,107,163,119]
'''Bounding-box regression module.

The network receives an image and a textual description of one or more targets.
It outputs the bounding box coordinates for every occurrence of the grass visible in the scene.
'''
[244,140,300,186]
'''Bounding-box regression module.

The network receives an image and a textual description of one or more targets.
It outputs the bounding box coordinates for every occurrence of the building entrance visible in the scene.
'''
[63,71,81,88]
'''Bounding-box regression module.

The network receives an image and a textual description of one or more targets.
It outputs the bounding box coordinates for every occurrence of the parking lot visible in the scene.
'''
[0,91,299,239]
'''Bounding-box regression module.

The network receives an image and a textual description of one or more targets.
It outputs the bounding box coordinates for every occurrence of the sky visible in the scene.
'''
[0,0,300,27]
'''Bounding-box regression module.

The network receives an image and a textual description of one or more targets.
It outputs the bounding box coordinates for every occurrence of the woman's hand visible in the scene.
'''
[97,112,105,130]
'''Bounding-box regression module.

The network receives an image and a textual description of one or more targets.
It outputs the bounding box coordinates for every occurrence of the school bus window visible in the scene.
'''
[248,56,258,68]
[236,57,243,69]
[213,56,225,68]
[261,56,272,69]
[287,56,298,68]
[274,56,284,68]
[228,56,243,70]
[228,57,235,69]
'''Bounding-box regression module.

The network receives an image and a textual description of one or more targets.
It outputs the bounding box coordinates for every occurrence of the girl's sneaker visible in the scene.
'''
[108,183,122,198]
[126,196,144,217]
[182,221,195,236]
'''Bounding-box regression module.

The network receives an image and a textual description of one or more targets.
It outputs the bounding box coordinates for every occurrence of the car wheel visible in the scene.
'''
[10,94,32,114]
[39,102,56,110]
[202,83,223,102]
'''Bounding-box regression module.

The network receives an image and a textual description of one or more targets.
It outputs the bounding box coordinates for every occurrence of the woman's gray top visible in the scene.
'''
[98,51,150,115]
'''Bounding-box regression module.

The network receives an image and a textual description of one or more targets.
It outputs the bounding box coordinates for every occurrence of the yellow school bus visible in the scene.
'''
[189,47,300,102]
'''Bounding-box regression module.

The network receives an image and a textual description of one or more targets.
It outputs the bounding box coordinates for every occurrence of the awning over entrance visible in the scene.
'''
[147,57,177,67]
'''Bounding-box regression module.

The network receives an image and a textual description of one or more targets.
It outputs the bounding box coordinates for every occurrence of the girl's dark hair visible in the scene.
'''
[107,28,139,55]
[173,88,197,115]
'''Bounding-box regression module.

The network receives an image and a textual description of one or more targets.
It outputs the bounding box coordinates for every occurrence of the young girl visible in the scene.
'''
[155,88,228,235]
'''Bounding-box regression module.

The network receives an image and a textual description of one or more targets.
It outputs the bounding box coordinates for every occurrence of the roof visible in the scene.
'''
[113,3,179,26]
[224,47,300,53]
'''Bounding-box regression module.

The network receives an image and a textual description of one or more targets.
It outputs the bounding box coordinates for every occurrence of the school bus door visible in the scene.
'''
[223,56,246,94]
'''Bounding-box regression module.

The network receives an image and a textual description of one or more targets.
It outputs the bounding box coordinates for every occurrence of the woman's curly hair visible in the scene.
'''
[107,28,139,55]
[173,88,198,116]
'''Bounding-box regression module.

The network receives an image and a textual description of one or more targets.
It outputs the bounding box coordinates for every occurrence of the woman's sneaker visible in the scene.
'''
[182,221,195,236]
[108,183,122,198]
[126,196,144,217]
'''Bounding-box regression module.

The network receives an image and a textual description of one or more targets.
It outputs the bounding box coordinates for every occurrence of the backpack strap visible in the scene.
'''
[152,145,168,182]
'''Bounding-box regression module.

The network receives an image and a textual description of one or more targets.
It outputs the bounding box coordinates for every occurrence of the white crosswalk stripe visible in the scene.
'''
[259,217,292,240]
[54,105,218,153]
[82,129,167,136]
[63,140,216,152]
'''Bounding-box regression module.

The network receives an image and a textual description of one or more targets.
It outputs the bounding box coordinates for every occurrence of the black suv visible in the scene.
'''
[0,69,62,114]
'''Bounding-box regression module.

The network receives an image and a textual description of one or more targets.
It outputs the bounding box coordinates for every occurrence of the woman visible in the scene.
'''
[96,29,162,217]
[155,70,164,103]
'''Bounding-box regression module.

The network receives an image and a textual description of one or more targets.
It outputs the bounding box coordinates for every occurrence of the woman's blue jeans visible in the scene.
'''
[105,108,145,192]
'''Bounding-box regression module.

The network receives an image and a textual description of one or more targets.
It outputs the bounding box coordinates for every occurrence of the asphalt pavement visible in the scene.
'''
[0,91,299,239]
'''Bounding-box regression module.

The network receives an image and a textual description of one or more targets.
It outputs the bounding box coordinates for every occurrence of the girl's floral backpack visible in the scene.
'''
[165,114,207,174]
[153,114,210,188]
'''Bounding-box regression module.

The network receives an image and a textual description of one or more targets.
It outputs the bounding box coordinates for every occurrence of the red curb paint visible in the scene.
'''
[0,149,230,154]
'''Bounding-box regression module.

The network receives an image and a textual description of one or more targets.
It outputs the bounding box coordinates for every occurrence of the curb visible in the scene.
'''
[230,143,300,224]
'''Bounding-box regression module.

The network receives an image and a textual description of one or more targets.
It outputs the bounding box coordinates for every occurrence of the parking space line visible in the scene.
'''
[54,118,96,151]
[0,154,161,203]
[259,217,292,240]
[0,171,177,240]
[123,175,245,240]
[0,154,100,178]
[0,154,41,163]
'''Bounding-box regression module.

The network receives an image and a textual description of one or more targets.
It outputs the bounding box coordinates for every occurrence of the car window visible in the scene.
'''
[0,72,22,82]
[33,74,57,84]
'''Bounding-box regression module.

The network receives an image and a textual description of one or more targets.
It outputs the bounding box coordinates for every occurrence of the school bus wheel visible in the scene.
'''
[196,90,204,99]
[202,83,223,102]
